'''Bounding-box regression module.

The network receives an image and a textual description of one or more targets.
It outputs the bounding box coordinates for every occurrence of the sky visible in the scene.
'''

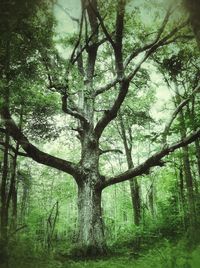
[54,0,80,34]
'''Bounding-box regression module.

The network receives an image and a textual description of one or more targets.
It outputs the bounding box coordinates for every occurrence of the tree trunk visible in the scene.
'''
[190,97,200,180]
[76,178,106,256]
[0,131,9,241]
[11,186,17,231]
[182,145,196,228]
[175,88,196,230]
[195,139,200,178]
[148,183,156,219]
[130,178,141,226]
[179,166,186,229]
[7,141,19,232]
[119,115,141,226]
[73,128,107,257]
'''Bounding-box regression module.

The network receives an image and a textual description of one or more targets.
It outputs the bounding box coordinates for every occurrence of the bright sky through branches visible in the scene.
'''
[54,0,173,124]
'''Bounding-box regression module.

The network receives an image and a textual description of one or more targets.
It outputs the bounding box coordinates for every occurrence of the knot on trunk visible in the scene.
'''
[87,136,98,149]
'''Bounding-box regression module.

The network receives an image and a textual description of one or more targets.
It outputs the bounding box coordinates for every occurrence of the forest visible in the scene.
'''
[0,0,200,267]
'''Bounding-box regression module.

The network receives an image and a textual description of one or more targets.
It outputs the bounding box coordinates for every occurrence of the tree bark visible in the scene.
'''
[71,126,107,257]
[76,178,106,256]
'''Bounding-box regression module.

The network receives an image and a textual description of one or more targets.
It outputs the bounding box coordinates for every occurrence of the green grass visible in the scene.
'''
[2,238,200,268]
[62,245,200,268]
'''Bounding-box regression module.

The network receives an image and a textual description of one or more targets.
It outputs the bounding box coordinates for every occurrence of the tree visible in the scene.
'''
[1,0,200,256]
[153,47,200,234]
[184,0,200,46]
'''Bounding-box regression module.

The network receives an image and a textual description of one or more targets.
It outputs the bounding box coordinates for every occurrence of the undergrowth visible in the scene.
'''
[1,236,200,268]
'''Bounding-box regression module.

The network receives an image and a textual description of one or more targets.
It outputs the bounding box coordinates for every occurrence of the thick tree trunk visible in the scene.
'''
[73,128,107,257]
[76,178,106,256]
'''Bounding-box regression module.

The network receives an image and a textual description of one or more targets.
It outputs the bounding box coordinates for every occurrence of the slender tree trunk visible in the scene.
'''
[11,186,17,231]
[20,178,29,225]
[190,97,200,181]
[182,145,196,227]
[6,141,19,232]
[148,183,156,219]
[128,154,141,226]
[119,115,141,226]
[195,139,200,178]
[47,201,59,250]
[7,109,22,232]
[179,166,186,229]
[175,90,196,229]
[122,183,128,223]
[0,131,9,241]
[130,178,141,226]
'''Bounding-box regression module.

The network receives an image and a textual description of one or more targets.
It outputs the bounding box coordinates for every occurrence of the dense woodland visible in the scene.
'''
[0,0,200,267]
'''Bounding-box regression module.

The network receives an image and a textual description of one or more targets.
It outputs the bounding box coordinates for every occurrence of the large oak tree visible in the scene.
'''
[1,0,200,256]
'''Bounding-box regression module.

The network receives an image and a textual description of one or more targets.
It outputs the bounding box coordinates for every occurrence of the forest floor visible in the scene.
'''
[2,239,200,268]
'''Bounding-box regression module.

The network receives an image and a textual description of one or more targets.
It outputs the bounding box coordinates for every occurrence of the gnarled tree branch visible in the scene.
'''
[101,128,200,189]
[0,106,78,177]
